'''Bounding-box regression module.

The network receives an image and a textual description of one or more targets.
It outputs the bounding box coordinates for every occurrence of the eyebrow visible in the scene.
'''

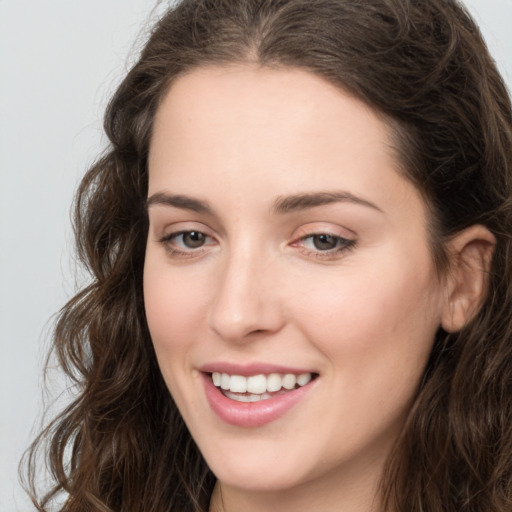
[146,190,382,215]
[272,191,382,214]
[146,192,213,214]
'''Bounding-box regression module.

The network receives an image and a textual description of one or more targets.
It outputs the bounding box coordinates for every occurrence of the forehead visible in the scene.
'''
[148,65,425,224]
[151,65,390,148]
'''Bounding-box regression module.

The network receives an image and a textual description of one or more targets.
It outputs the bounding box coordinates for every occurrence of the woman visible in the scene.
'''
[25,0,512,511]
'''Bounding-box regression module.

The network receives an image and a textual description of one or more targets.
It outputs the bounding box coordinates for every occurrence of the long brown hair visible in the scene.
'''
[23,0,512,510]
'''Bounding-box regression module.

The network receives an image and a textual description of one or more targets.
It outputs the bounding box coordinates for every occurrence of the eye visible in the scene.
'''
[293,232,356,259]
[306,234,343,251]
[175,231,207,249]
[159,229,215,256]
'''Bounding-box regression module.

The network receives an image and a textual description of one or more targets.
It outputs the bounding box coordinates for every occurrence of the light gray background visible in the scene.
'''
[1,1,511,510]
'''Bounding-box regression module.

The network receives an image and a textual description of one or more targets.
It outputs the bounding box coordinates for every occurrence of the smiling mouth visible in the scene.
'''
[210,372,318,402]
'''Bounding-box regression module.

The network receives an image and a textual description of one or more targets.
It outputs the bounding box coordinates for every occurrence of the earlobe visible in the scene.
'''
[440,225,495,333]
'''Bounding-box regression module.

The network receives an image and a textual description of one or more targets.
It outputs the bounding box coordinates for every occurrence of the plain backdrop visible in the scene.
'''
[1,1,511,510]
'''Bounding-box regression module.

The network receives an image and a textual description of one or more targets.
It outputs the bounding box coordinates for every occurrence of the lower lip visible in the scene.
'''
[202,373,316,428]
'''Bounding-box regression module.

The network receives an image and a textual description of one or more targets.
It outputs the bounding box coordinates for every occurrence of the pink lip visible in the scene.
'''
[201,371,317,428]
[199,362,314,376]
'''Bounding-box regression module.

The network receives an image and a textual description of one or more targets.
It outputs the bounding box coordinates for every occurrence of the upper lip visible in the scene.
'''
[199,362,317,376]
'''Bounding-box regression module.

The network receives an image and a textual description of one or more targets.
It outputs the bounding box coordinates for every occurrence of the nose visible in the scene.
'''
[208,248,285,343]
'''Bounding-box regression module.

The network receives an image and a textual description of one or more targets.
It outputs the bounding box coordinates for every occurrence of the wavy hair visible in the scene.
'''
[24,0,512,510]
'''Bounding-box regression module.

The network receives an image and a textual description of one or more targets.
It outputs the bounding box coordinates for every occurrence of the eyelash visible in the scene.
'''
[159,231,214,258]
[159,231,356,260]
[295,234,356,259]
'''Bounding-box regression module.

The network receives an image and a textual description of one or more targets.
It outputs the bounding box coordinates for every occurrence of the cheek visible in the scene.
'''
[143,256,210,363]
[291,249,441,383]
[143,259,212,416]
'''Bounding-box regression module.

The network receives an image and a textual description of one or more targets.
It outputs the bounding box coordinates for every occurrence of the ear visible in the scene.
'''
[441,225,495,333]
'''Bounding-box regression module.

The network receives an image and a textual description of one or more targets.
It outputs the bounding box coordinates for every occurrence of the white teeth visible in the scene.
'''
[282,374,297,390]
[229,374,247,393]
[297,373,312,386]
[224,391,273,402]
[266,373,282,392]
[224,391,251,402]
[211,371,314,396]
[220,373,230,390]
[247,374,267,394]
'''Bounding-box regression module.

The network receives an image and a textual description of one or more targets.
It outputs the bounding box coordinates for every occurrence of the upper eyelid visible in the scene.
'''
[299,233,351,242]
[161,227,354,240]
[294,233,355,248]
[158,221,216,237]
[158,223,357,248]
[161,230,216,244]
[148,208,222,233]
[292,223,356,240]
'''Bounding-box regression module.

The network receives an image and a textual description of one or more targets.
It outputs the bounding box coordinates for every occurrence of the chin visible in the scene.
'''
[211,463,304,493]
[199,442,309,492]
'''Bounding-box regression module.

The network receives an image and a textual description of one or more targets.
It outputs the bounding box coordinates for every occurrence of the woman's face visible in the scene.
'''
[144,66,447,500]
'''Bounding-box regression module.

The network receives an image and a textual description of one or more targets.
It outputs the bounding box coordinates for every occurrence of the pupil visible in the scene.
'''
[183,231,205,248]
[313,234,337,250]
